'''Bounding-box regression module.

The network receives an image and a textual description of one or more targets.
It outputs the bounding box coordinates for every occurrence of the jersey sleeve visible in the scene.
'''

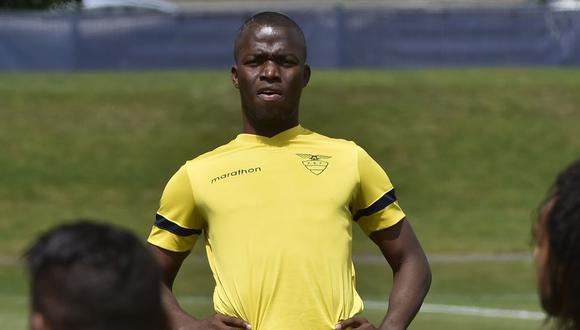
[147,164,204,252]
[350,146,406,235]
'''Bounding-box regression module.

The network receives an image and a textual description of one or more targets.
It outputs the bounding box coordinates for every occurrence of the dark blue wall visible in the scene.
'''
[1,7,579,71]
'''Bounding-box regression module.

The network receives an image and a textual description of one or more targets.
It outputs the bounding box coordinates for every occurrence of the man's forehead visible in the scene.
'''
[235,22,306,61]
[254,25,276,38]
[242,39,298,55]
[242,23,300,41]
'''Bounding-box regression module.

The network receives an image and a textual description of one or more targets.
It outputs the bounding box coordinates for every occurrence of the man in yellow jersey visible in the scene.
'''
[147,12,431,330]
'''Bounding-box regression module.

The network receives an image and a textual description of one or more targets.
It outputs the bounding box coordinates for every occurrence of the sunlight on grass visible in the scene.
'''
[0,69,575,329]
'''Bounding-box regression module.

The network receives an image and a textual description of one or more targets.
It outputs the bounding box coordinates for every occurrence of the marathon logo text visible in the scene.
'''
[211,167,261,183]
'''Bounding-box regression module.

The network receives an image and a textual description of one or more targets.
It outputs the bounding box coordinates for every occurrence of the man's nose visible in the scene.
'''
[260,61,280,81]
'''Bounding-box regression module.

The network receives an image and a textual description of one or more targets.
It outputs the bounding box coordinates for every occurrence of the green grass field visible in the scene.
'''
[2,69,579,329]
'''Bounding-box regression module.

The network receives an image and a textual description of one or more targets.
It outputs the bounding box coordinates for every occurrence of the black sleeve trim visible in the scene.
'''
[154,214,202,236]
[353,189,397,222]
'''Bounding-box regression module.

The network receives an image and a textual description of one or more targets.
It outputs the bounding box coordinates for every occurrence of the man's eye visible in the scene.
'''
[244,57,263,66]
[280,57,298,66]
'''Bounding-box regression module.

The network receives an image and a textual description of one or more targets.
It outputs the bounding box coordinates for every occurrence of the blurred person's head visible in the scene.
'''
[26,220,166,330]
[534,159,580,329]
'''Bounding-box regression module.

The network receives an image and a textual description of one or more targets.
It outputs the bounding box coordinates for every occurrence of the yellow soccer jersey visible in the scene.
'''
[148,125,405,329]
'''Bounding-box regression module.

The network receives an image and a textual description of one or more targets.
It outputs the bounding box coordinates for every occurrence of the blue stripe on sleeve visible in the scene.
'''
[353,189,397,222]
[154,214,201,236]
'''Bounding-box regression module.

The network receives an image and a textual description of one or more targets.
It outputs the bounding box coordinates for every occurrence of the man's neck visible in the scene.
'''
[242,117,299,138]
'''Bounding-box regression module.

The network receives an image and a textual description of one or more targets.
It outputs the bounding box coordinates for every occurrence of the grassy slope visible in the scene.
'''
[304,69,580,253]
[3,68,573,328]
[1,69,579,255]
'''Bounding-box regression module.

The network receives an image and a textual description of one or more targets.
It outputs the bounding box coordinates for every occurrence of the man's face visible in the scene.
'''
[231,24,310,127]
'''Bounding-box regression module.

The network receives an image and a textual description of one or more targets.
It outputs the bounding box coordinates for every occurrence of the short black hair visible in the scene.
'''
[540,159,580,329]
[26,220,166,330]
[233,11,307,62]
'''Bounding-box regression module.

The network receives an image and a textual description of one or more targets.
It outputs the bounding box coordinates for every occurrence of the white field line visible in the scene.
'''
[177,296,545,321]
[364,300,544,320]
[2,295,545,321]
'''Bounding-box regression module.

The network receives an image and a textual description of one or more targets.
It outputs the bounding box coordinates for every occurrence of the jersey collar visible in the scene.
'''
[235,125,308,146]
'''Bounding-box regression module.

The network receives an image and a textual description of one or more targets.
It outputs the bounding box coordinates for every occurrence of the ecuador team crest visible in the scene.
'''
[296,153,331,175]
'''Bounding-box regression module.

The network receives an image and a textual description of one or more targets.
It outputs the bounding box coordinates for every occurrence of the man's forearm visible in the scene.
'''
[161,284,198,329]
[379,257,431,330]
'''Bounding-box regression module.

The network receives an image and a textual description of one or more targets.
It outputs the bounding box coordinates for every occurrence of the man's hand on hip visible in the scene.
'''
[335,316,377,330]
[175,313,251,330]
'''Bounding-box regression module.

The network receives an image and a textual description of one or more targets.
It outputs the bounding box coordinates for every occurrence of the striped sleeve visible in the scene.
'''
[350,146,405,235]
[147,164,204,252]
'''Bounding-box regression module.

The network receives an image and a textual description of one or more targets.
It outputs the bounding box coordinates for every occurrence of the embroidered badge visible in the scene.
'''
[296,154,331,175]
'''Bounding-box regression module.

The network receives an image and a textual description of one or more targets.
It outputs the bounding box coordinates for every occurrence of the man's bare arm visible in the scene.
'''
[373,219,431,330]
[150,245,251,330]
[152,246,196,328]
[336,219,431,330]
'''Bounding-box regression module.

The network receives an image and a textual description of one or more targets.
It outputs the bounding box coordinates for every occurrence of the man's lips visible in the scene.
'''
[257,88,283,102]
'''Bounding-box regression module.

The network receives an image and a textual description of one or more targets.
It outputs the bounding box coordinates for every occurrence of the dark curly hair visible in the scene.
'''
[538,159,580,329]
[26,220,167,330]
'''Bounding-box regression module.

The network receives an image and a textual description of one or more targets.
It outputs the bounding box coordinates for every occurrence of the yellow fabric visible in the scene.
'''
[147,125,405,329]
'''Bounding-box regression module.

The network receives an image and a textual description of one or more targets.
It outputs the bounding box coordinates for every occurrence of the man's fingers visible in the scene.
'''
[335,316,371,329]
[216,314,252,329]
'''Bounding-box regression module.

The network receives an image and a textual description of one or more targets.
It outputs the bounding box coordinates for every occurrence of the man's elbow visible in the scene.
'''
[414,252,432,297]
[407,251,431,294]
[396,250,432,292]
[422,261,432,294]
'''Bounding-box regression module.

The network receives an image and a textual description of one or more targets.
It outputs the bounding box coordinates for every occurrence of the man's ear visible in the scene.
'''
[303,64,311,87]
[231,65,239,89]
[31,312,52,330]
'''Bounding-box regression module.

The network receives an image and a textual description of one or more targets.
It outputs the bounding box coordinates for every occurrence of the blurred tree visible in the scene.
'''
[0,0,81,10]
